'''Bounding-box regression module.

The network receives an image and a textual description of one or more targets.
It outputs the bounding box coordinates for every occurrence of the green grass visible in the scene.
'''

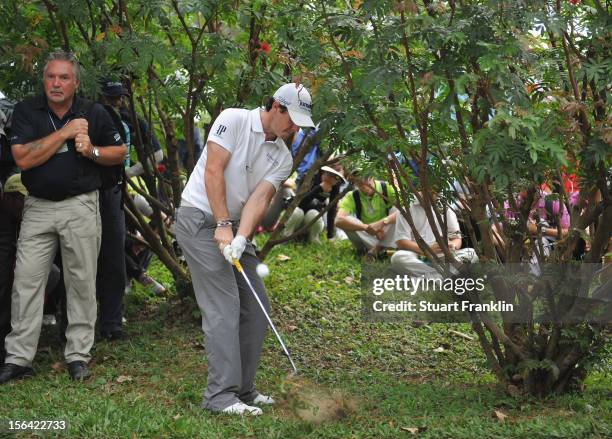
[0,240,610,438]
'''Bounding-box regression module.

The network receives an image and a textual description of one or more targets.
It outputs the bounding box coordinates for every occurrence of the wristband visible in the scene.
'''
[216,220,233,228]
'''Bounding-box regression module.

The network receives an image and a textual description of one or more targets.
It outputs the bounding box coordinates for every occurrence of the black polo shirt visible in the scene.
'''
[10,95,122,201]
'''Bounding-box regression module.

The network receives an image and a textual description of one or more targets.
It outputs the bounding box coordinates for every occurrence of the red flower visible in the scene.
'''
[568,0,580,5]
[259,41,271,54]
[157,163,166,174]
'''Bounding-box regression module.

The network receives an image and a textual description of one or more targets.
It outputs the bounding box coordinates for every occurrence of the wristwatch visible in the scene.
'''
[91,147,100,161]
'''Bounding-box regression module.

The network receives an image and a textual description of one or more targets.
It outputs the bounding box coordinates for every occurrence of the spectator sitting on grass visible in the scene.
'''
[335,169,397,259]
[281,164,346,243]
[390,190,478,279]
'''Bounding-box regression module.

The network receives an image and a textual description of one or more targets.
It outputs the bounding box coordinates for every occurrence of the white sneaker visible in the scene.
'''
[250,394,275,405]
[138,273,167,295]
[221,402,262,416]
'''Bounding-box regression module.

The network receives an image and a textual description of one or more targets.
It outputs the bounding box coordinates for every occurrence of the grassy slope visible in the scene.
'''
[0,240,610,439]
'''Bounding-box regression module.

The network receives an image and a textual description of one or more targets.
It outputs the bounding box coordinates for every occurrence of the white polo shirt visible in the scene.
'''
[181,107,293,219]
[395,202,460,245]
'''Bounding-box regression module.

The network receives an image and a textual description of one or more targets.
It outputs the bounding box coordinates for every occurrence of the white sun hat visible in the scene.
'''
[320,166,347,183]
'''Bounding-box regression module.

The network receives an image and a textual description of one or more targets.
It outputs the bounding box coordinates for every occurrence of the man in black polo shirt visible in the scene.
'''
[0,51,127,383]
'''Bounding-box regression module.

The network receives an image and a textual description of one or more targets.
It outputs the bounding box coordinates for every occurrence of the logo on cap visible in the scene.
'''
[276,96,291,107]
[299,100,312,110]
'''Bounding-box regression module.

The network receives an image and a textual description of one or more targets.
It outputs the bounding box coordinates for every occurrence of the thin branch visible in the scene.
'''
[171,0,195,46]
[86,0,96,41]
[399,10,424,135]
[471,317,507,382]
[41,1,69,50]
[74,19,92,45]
[561,32,591,136]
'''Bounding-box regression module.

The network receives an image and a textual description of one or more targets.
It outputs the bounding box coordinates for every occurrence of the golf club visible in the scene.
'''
[233,258,298,375]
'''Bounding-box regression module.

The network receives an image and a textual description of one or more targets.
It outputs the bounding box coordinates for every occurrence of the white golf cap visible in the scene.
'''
[320,166,346,183]
[273,83,315,128]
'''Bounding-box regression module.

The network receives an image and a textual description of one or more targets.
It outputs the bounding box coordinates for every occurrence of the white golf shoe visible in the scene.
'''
[250,393,275,405]
[221,402,262,416]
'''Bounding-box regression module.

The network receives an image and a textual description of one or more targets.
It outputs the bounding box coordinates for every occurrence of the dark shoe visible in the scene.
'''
[0,363,35,384]
[67,361,91,381]
[100,330,124,342]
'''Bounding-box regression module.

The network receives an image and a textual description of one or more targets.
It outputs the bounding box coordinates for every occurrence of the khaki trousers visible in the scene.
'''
[4,191,101,367]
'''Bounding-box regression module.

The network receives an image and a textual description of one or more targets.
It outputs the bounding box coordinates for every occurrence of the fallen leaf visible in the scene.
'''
[401,427,419,434]
[173,414,181,420]
[287,325,298,332]
[433,346,446,353]
[50,362,63,372]
[493,409,508,422]
[116,375,133,384]
[276,254,291,261]
[344,276,354,285]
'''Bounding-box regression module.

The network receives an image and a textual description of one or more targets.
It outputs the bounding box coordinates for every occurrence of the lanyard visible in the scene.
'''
[363,194,375,215]
[48,112,70,132]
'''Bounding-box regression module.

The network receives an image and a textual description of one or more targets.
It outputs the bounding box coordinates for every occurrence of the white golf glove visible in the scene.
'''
[223,234,247,264]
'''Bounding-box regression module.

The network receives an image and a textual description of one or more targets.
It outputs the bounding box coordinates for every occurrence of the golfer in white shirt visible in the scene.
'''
[176,83,314,416]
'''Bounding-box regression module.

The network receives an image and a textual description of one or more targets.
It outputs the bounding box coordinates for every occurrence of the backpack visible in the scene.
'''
[353,181,389,221]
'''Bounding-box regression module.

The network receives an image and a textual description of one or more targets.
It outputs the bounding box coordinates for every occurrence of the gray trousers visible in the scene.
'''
[4,191,101,366]
[175,206,269,411]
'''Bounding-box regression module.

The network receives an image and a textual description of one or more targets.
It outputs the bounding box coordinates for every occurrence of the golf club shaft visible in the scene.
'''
[234,259,298,375]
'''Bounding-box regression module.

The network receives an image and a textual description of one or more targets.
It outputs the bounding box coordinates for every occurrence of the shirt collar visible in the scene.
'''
[252,107,287,149]
[251,108,264,133]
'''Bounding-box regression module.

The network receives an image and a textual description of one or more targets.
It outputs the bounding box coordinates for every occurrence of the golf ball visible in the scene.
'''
[256,263,270,278]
